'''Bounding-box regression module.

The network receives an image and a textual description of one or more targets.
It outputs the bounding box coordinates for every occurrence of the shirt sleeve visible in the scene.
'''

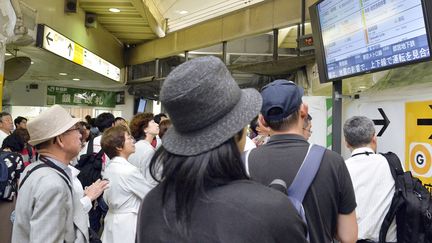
[80,196,92,213]
[125,170,152,199]
[337,156,357,214]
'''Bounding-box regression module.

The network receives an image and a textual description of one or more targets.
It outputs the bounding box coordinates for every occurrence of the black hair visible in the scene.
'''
[154,113,168,124]
[149,130,247,239]
[14,116,27,126]
[114,117,126,122]
[95,113,115,133]
[2,133,25,152]
[0,112,11,121]
[249,116,258,135]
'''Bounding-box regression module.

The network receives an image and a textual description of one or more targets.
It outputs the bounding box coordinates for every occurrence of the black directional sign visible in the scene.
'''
[417,105,432,139]
[373,108,390,137]
[45,32,53,46]
[68,43,72,57]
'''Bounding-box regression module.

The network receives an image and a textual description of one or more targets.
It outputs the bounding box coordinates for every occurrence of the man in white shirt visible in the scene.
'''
[343,116,397,243]
[0,112,13,146]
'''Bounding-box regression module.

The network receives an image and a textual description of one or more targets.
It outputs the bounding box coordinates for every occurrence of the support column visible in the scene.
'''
[0,39,5,111]
[222,41,227,64]
[184,51,189,62]
[332,80,342,154]
[273,29,278,61]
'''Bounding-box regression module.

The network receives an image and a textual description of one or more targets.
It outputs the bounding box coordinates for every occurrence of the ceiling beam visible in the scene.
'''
[130,0,166,38]
[126,0,316,65]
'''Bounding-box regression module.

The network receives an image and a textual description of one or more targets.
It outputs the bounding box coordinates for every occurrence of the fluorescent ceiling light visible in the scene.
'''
[178,10,188,15]
[59,72,68,76]
[109,8,121,13]
[5,53,12,56]
[73,78,80,81]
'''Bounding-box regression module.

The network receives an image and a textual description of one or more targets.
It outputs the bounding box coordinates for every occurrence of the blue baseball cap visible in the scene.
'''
[260,80,304,121]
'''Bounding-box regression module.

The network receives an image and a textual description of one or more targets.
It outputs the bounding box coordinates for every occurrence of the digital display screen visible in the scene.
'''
[315,0,431,81]
[137,99,147,113]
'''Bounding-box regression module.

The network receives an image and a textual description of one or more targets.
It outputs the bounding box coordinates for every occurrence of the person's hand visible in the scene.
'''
[84,179,109,201]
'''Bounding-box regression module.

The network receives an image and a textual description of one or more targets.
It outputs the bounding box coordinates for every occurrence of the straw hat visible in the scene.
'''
[27,105,80,146]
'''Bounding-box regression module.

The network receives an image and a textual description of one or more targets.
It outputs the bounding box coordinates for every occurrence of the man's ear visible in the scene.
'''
[55,136,64,148]
[299,103,309,120]
[258,114,268,127]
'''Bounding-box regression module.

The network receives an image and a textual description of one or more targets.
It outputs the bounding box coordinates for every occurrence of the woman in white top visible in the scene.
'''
[128,113,159,185]
[100,126,148,243]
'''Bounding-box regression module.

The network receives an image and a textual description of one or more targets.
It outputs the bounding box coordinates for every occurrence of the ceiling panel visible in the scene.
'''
[156,0,267,32]
[79,0,157,44]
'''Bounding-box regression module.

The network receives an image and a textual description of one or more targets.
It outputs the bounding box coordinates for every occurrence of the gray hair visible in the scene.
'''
[343,116,375,148]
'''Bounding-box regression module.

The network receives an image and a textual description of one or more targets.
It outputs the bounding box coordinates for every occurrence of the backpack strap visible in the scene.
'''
[86,137,95,155]
[288,144,326,216]
[379,152,404,243]
[19,163,49,190]
[242,149,253,176]
[381,152,404,180]
[19,157,72,194]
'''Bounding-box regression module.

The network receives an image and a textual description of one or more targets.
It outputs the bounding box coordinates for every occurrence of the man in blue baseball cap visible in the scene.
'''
[246,80,358,243]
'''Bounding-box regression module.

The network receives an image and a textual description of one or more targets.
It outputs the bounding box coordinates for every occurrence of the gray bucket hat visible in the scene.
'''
[160,56,262,156]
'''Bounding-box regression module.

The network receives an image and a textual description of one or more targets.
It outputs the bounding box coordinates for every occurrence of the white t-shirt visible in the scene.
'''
[345,147,397,242]
[0,130,9,147]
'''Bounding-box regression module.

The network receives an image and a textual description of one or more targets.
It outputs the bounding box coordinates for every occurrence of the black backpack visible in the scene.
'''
[0,151,17,201]
[379,152,432,243]
[75,138,104,188]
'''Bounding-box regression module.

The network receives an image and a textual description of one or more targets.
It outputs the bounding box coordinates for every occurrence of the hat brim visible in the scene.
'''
[28,117,81,146]
[162,88,262,156]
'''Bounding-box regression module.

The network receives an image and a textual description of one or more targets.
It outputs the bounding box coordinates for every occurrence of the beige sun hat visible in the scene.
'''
[27,105,81,146]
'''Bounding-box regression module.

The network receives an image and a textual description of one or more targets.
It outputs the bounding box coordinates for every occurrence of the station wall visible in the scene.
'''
[343,82,432,185]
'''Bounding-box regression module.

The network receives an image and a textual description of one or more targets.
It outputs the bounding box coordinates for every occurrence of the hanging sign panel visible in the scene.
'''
[47,85,116,108]
[36,24,121,82]
[310,0,432,82]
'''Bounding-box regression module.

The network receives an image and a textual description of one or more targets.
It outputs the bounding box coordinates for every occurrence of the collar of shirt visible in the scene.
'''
[351,147,375,157]
[46,157,73,179]
[267,133,307,144]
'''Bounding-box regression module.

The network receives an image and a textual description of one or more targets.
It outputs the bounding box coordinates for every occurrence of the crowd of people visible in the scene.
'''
[0,56,412,243]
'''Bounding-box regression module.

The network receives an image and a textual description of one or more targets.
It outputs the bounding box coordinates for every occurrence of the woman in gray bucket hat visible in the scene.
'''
[136,56,307,243]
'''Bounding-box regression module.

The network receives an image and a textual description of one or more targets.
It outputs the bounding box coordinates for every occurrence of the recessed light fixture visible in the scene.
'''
[5,53,12,56]
[73,78,80,81]
[59,72,68,76]
[109,8,121,13]
[175,10,188,15]
[31,61,34,64]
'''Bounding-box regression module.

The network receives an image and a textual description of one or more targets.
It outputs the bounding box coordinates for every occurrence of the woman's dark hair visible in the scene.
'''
[129,112,154,140]
[154,113,167,124]
[2,133,25,152]
[13,128,30,143]
[101,126,128,159]
[149,129,247,238]
[78,121,91,130]
[158,119,172,139]
[249,116,258,135]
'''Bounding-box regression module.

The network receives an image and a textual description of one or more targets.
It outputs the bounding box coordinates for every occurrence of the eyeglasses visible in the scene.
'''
[64,125,84,134]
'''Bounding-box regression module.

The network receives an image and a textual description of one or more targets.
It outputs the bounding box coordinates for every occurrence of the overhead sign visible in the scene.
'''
[36,24,121,82]
[47,85,116,108]
[405,100,432,184]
